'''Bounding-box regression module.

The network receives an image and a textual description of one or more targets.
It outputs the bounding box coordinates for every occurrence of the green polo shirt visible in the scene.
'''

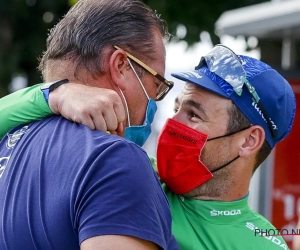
[150,155,289,249]
[163,184,288,250]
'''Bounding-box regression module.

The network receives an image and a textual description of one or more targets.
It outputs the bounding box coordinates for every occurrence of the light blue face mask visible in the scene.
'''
[119,59,158,147]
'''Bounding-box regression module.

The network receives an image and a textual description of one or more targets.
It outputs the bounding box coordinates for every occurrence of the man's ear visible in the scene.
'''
[239,125,265,158]
[109,50,130,90]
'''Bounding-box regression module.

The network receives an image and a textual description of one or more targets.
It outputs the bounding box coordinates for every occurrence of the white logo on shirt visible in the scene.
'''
[210,209,241,216]
[246,222,288,250]
[0,156,10,178]
[6,126,30,149]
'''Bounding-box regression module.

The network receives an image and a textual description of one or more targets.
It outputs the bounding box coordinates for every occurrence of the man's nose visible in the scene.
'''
[171,110,183,123]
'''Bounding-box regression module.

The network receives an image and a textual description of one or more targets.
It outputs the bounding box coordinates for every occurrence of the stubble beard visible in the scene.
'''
[182,140,234,200]
[183,168,232,200]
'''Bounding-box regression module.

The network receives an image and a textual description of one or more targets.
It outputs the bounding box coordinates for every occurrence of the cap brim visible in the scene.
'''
[171,70,229,99]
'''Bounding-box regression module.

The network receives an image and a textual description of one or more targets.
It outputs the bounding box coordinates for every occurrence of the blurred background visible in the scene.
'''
[0,0,299,248]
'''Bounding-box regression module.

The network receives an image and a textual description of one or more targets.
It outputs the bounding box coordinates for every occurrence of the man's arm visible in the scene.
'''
[0,84,51,138]
[81,235,158,250]
[48,83,125,135]
[0,83,125,139]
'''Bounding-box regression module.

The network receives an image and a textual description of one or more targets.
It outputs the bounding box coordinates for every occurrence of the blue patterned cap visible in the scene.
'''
[171,55,296,149]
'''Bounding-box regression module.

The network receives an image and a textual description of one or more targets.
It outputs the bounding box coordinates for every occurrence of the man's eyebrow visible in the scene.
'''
[185,99,208,118]
[174,97,208,119]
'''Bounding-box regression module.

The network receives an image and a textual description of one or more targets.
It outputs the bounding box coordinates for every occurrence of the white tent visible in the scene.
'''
[215,0,300,39]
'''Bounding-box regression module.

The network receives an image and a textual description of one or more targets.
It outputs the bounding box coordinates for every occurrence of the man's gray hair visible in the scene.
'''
[38,0,169,80]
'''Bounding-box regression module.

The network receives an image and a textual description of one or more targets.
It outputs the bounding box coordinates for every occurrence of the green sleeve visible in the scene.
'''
[0,84,54,139]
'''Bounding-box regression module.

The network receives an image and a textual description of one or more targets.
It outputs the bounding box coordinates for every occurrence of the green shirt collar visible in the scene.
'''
[176,194,250,224]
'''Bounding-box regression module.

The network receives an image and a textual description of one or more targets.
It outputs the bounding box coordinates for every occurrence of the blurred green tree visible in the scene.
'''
[0,0,70,95]
[0,0,266,95]
[143,0,266,45]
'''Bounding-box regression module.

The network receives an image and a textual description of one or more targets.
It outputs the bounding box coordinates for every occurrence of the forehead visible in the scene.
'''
[176,82,232,116]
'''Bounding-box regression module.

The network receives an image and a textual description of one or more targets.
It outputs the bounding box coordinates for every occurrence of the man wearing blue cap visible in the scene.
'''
[0,45,295,249]
[155,45,295,250]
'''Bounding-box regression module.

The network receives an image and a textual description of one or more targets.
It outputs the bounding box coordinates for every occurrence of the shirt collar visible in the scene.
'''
[178,195,250,224]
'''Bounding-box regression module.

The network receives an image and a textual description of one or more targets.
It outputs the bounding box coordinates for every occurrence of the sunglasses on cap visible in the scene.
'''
[196,44,276,138]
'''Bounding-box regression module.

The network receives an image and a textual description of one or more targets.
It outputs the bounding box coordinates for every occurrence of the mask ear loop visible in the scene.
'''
[207,125,251,141]
[118,87,131,127]
[127,59,150,100]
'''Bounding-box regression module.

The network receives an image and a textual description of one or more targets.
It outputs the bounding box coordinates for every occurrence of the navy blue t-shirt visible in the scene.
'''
[0,116,179,250]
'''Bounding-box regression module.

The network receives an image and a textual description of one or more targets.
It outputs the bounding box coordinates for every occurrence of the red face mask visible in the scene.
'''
[157,118,213,194]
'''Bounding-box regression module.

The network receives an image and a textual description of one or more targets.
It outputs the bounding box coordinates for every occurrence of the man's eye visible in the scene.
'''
[154,81,160,88]
[190,112,200,119]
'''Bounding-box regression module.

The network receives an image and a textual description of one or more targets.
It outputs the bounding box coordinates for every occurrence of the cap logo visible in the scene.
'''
[252,102,278,130]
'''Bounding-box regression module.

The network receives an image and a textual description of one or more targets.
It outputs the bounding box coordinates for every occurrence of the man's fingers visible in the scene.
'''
[116,122,124,137]
[73,115,96,131]
[108,122,124,136]
[93,92,125,133]
[87,114,107,132]
[52,83,125,134]
[101,108,118,132]
[113,99,126,123]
